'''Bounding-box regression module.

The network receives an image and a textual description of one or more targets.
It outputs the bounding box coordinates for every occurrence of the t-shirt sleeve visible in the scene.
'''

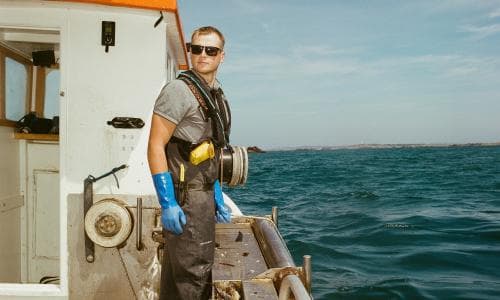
[153,80,192,125]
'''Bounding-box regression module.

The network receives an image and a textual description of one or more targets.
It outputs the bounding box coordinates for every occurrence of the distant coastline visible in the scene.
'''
[265,142,500,152]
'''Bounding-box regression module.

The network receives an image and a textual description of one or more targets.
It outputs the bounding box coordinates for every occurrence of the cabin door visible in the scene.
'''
[26,142,59,283]
[0,25,61,286]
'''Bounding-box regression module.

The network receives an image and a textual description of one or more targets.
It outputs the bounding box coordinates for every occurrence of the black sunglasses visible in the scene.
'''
[189,44,221,56]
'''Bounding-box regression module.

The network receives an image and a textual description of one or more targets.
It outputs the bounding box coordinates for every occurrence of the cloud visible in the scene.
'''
[435,56,488,77]
[291,45,342,57]
[290,45,364,58]
[261,23,271,34]
[459,23,500,39]
[420,0,500,13]
[489,9,500,18]
[224,44,369,78]
[223,54,288,74]
[374,54,500,79]
[225,40,500,86]
[225,53,367,78]
[457,4,500,40]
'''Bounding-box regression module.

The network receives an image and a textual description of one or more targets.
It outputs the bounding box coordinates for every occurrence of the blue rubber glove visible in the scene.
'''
[214,180,231,223]
[152,172,186,235]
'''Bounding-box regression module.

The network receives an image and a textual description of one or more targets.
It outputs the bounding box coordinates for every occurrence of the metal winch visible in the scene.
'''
[84,198,133,248]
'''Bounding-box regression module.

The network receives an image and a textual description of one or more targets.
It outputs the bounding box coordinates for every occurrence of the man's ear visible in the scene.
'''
[220,50,225,64]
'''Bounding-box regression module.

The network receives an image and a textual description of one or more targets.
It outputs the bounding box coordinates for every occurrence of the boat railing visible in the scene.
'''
[278,274,311,300]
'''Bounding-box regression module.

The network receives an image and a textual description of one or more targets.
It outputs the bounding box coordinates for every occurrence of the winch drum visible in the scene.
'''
[221,146,248,186]
[84,198,133,248]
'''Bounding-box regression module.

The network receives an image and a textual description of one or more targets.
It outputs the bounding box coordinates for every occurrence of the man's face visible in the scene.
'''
[190,32,225,76]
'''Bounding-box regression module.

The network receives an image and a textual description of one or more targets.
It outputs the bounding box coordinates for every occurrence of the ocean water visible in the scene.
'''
[225,146,500,300]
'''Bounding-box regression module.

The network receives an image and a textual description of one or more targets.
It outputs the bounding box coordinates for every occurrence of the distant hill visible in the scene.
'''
[247,146,266,153]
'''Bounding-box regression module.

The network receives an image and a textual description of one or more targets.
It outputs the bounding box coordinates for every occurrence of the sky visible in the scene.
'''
[178,0,500,149]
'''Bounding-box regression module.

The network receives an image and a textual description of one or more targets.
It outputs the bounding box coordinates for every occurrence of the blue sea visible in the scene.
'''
[225,146,500,300]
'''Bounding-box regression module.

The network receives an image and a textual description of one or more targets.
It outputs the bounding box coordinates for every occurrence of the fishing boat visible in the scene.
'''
[0,1,312,299]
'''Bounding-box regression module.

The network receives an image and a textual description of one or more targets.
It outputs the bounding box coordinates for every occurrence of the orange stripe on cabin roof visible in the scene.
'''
[56,0,177,11]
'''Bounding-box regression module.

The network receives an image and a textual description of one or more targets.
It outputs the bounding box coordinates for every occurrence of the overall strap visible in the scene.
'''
[177,70,230,148]
[179,77,209,112]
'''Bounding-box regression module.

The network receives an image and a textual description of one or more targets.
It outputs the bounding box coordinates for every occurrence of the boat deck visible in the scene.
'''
[213,220,279,299]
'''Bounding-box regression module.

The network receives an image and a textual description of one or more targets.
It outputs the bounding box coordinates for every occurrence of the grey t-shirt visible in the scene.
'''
[154,79,213,143]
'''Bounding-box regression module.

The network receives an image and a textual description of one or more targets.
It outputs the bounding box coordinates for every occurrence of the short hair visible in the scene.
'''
[191,26,225,48]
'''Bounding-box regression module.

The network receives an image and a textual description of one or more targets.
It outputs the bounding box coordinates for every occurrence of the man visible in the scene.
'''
[147,26,231,299]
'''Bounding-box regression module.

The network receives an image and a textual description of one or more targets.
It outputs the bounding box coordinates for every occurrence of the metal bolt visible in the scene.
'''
[95,213,121,237]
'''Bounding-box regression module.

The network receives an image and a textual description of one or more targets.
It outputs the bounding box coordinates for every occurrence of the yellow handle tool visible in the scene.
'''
[180,163,185,183]
[178,164,186,205]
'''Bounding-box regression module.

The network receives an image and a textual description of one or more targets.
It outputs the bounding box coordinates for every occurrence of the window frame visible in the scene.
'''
[0,44,33,127]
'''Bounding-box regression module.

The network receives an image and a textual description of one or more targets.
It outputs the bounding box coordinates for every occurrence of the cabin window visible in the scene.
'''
[43,69,60,118]
[0,43,58,127]
[5,57,28,121]
[0,46,32,126]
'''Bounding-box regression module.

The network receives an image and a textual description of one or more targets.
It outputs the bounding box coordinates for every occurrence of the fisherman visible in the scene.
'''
[147,26,232,299]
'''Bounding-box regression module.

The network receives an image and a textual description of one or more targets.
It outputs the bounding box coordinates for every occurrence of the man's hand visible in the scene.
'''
[153,172,186,234]
[214,180,231,223]
[161,205,186,235]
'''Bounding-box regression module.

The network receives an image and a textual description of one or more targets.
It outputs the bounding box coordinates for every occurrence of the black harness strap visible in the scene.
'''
[180,77,208,111]
[178,71,230,148]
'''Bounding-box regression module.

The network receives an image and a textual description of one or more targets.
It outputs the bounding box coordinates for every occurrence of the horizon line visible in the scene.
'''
[256,141,500,151]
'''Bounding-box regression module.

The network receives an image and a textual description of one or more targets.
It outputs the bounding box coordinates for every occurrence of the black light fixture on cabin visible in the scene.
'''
[32,50,55,67]
[102,21,116,53]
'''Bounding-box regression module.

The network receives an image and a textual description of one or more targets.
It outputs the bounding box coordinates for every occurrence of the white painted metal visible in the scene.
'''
[0,284,64,299]
[0,126,22,283]
[26,142,59,283]
[62,5,167,196]
[19,140,28,283]
[3,30,59,44]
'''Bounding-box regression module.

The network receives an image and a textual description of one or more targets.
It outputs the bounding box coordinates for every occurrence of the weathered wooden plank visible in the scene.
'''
[213,223,269,281]
[242,279,278,299]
